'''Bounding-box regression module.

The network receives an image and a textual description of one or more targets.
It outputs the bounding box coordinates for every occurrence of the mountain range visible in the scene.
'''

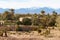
[0,7,60,14]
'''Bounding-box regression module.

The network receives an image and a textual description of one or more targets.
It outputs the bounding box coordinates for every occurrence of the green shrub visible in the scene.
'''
[16,21,22,25]
[16,26,23,31]
[22,18,32,25]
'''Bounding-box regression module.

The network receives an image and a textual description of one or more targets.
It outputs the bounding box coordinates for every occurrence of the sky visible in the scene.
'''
[0,0,60,9]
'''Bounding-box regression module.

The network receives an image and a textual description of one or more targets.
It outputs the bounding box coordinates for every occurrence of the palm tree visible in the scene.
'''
[41,10,45,16]
[10,9,14,14]
[9,9,15,20]
[31,13,38,26]
[39,10,51,28]
[31,14,34,26]
[3,11,9,20]
[52,11,57,18]
[46,13,50,27]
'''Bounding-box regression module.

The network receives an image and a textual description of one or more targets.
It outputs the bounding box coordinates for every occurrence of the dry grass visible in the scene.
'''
[0,16,60,40]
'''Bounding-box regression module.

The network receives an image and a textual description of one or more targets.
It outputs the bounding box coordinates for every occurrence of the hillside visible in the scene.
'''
[0,7,60,14]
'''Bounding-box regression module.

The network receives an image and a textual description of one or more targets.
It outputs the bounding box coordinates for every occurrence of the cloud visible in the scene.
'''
[0,0,60,9]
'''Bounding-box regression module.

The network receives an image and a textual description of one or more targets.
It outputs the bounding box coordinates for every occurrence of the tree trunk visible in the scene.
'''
[5,31,7,37]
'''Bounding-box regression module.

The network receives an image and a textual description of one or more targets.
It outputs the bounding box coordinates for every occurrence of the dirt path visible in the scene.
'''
[8,28,60,40]
[0,27,60,40]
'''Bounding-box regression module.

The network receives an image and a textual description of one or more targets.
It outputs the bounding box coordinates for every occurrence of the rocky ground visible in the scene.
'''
[0,27,60,40]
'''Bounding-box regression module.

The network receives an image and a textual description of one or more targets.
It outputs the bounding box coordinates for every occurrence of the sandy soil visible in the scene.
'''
[0,27,60,40]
